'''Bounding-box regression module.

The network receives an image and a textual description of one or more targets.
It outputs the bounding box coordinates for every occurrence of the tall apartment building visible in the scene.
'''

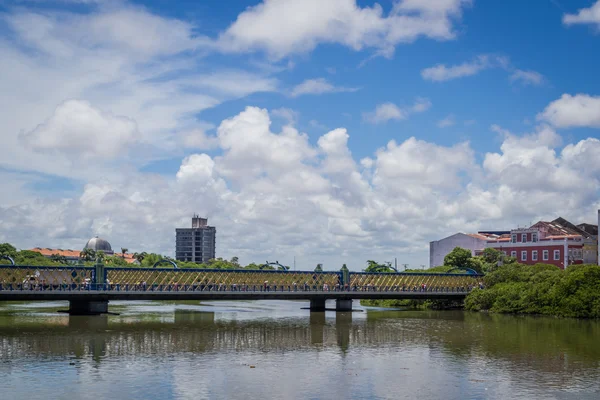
[175,215,216,263]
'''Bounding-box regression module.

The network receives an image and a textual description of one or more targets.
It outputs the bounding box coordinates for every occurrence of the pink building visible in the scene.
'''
[481,218,597,269]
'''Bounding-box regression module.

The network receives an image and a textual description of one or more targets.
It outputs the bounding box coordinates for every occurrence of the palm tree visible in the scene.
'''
[80,248,96,262]
[133,252,147,263]
[96,250,106,263]
[121,248,128,259]
[50,254,68,264]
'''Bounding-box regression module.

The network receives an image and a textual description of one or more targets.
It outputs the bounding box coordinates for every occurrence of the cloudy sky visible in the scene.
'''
[1,0,600,270]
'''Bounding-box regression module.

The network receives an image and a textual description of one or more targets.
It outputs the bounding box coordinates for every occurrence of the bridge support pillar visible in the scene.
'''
[68,300,109,315]
[335,299,353,312]
[309,298,326,311]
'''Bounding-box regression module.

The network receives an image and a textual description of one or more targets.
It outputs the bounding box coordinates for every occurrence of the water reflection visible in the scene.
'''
[0,301,599,399]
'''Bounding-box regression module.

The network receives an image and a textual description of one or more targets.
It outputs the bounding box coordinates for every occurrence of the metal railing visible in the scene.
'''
[0,282,481,293]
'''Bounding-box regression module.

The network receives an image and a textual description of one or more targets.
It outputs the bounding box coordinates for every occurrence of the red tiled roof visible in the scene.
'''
[530,221,582,237]
[30,248,137,263]
[467,233,489,240]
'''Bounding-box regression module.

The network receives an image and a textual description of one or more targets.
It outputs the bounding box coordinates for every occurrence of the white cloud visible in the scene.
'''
[183,70,279,97]
[510,69,544,86]
[437,114,455,128]
[20,100,139,159]
[181,128,219,150]
[290,78,357,97]
[363,98,431,123]
[271,107,299,124]
[215,106,317,183]
[421,54,507,81]
[422,55,546,88]
[374,137,475,190]
[537,94,600,128]
[217,0,471,59]
[7,6,206,59]
[563,1,600,27]
[0,4,277,180]
[2,106,600,269]
[411,97,432,112]
[365,103,407,123]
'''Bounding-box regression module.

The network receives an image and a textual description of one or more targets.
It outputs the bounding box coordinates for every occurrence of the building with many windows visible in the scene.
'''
[484,217,598,269]
[431,212,598,270]
[175,215,216,263]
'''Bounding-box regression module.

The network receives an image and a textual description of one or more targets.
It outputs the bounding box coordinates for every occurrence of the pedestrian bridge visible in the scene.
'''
[0,264,482,314]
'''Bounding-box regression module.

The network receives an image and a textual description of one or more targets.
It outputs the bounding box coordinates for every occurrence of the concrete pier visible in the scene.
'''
[335,299,353,312]
[309,298,326,311]
[68,300,109,315]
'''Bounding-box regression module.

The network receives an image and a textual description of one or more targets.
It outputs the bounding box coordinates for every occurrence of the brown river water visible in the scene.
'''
[1,300,599,399]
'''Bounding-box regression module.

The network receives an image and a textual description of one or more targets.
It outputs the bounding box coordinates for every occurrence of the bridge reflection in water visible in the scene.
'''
[1,308,599,378]
[0,265,482,314]
[2,305,600,400]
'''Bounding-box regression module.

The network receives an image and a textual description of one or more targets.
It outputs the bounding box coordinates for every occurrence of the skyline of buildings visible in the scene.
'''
[18,210,600,270]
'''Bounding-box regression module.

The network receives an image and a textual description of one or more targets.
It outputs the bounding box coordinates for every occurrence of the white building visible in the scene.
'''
[429,233,494,268]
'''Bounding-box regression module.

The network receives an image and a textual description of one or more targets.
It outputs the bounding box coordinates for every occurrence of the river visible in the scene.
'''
[1,300,599,399]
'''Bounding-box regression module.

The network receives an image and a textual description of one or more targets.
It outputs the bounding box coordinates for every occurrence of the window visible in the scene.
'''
[532,250,538,261]
[543,250,549,261]
[521,251,527,261]
[532,232,538,243]
[511,234,517,243]
[554,250,560,260]
[511,251,517,258]
[521,233,527,243]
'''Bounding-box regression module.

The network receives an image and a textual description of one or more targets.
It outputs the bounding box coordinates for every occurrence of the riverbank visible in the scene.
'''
[360,298,463,310]
[363,264,600,319]
[465,263,600,318]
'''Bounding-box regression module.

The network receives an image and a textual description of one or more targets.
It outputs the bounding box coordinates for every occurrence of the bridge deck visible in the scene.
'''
[0,290,469,301]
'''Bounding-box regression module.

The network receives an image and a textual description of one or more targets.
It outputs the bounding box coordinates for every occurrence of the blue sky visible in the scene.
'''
[0,0,599,269]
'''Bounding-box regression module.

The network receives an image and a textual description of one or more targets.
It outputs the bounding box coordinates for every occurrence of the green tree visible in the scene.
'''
[443,247,484,272]
[14,249,54,266]
[121,248,128,259]
[50,254,68,264]
[96,250,106,263]
[0,243,17,258]
[481,248,503,264]
[104,255,129,266]
[364,260,395,273]
[80,248,96,262]
[133,252,147,263]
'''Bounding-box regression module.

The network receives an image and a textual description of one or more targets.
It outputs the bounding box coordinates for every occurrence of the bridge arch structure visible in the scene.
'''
[0,255,15,266]
[259,261,288,271]
[152,259,178,269]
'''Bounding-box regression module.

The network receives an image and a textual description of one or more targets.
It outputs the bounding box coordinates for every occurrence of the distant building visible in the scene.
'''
[431,212,599,270]
[429,232,508,268]
[175,215,216,263]
[31,235,136,263]
[483,216,598,269]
